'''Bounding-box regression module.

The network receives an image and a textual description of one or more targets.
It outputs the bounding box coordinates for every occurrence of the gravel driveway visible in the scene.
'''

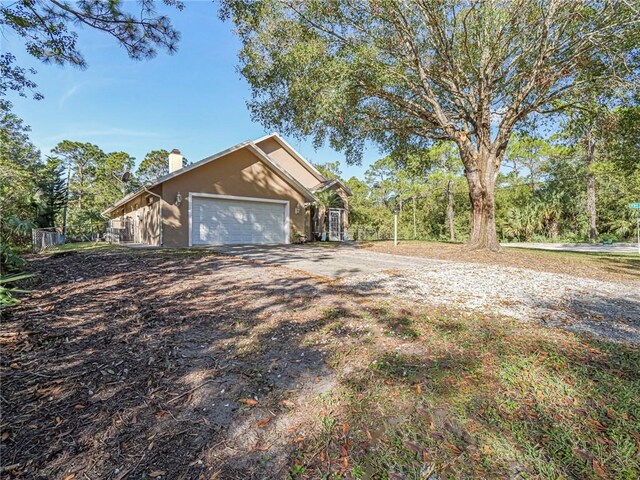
[217,244,640,343]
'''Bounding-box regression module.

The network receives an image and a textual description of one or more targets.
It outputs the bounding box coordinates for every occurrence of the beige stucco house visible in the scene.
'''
[103,134,352,247]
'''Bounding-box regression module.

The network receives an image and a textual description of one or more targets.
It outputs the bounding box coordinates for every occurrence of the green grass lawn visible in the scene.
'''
[293,303,640,479]
[49,241,119,253]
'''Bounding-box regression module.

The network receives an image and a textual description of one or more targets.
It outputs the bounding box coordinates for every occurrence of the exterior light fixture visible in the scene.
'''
[295,203,302,214]
[175,192,183,206]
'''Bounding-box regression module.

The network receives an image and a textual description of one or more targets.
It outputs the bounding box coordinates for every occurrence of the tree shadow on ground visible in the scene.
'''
[1,249,375,479]
[2,249,638,479]
[285,305,640,479]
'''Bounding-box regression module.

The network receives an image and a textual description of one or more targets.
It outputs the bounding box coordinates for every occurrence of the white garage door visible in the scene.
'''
[191,195,287,245]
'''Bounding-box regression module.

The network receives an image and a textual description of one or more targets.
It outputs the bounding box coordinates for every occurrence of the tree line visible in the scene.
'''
[341,105,639,244]
[0,99,173,272]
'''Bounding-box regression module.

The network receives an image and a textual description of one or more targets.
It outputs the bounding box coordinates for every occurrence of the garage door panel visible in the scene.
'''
[191,196,287,245]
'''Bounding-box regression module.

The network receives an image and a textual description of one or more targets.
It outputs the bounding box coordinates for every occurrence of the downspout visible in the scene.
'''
[144,187,163,247]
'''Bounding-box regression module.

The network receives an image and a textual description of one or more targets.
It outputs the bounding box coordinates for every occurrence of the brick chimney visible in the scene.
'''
[168,148,183,174]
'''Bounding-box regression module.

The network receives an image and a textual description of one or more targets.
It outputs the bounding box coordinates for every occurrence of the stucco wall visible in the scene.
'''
[108,187,161,246]
[255,138,321,189]
[160,147,310,247]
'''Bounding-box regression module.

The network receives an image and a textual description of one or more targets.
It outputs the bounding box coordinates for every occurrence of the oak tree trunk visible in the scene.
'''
[446,179,455,241]
[464,152,500,251]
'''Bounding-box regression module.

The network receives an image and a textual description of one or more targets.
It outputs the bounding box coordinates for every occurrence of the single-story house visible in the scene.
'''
[103,134,352,247]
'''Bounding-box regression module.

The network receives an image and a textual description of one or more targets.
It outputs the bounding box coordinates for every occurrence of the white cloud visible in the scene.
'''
[59,84,80,106]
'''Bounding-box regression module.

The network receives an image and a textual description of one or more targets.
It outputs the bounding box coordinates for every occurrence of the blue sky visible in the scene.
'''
[3,1,377,180]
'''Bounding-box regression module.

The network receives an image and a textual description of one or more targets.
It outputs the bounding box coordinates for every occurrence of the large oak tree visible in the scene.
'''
[220,0,638,250]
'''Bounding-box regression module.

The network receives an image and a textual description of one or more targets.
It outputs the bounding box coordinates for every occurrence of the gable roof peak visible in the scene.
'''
[252,133,327,183]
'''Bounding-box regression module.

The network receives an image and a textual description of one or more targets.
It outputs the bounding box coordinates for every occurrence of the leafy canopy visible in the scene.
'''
[221,0,638,165]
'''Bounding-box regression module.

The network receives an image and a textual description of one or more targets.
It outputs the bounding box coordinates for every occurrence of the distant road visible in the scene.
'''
[502,242,638,254]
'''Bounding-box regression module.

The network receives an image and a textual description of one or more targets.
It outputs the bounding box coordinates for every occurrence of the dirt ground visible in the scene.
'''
[1,247,638,479]
[361,241,640,283]
[1,249,363,479]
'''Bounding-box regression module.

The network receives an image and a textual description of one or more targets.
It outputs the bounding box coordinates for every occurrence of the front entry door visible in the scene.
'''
[329,210,341,241]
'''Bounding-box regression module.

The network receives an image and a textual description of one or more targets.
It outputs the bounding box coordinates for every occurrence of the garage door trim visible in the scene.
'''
[188,192,290,247]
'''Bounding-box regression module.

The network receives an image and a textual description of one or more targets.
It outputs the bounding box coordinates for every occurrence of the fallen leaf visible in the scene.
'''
[415,384,422,394]
[588,418,606,431]
[446,442,462,455]
[149,470,166,477]
[592,459,606,477]
[404,441,422,455]
[294,436,304,443]
[63,475,75,480]
[342,422,349,434]
[280,400,295,408]
[10,363,19,369]
[253,417,270,428]
[342,456,349,468]
[55,416,63,426]
[74,404,85,410]
[320,450,326,462]
[1,431,9,441]
[239,398,258,406]
[572,448,593,462]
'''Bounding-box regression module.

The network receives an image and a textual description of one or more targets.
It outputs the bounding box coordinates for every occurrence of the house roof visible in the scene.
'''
[254,133,327,183]
[311,178,354,196]
[102,135,318,215]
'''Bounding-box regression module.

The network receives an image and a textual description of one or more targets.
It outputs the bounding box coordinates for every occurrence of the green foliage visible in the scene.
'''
[222,0,637,159]
[0,272,34,309]
[137,149,170,185]
[0,100,54,268]
[607,106,640,175]
[34,157,67,228]
[350,123,638,243]
[313,160,342,180]
[49,141,142,239]
[1,243,26,274]
[314,190,342,210]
